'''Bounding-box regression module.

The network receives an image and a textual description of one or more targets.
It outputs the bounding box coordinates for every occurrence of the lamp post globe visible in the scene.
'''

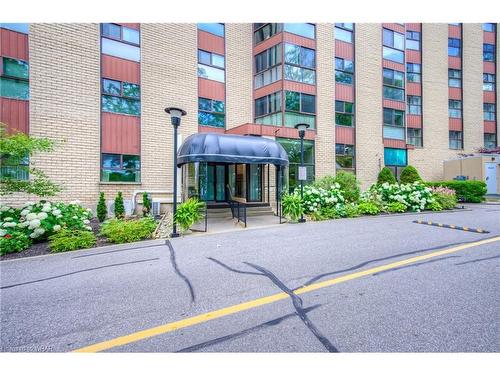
[294,123,309,223]
[165,107,187,238]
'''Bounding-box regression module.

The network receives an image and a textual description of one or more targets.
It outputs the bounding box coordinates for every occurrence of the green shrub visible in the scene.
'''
[100,217,157,244]
[49,229,96,253]
[0,232,31,256]
[312,175,337,190]
[377,167,397,185]
[344,203,361,218]
[281,193,304,221]
[428,201,443,211]
[399,165,423,184]
[142,192,152,217]
[335,171,360,203]
[358,201,381,215]
[386,202,407,213]
[426,181,487,203]
[174,198,205,232]
[97,192,107,222]
[430,186,458,209]
[114,192,125,219]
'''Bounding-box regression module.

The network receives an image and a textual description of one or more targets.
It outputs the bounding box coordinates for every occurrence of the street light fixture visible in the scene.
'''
[294,123,310,223]
[165,107,187,238]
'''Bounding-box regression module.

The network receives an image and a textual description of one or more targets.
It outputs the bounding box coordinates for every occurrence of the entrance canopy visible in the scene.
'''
[177,133,289,167]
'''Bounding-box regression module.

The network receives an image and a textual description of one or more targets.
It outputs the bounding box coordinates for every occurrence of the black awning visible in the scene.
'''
[177,133,289,167]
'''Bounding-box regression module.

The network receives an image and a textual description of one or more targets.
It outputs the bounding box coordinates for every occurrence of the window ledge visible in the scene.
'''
[99,182,142,185]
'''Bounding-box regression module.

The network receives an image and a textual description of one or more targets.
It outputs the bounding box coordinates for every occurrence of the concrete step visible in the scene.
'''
[207,205,275,218]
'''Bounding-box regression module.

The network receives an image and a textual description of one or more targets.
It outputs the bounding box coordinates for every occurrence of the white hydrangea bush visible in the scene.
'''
[295,183,345,214]
[0,200,93,241]
[367,182,435,212]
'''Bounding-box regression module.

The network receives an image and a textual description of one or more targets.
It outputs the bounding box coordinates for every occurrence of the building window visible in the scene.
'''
[283,23,315,39]
[254,43,282,87]
[284,91,316,129]
[254,92,282,125]
[483,73,496,91]
[335,101,354,126]
[449,131,463,149]
[102,23,140,45]
[407,95,422,115]
[101,78,140,116]
[101,154,140,183]
[198,49,224,68]
[198,64,225,83]
[198,97,225,128]
[0,155,29,181]
[448,99,462,118]
[197,23,225,37]
[484,103,496,121]
[383,108,405,140]
[276,138,315,191]
[0,57,29,100]
[483,23,496,32]
[448,38,461,57]
[384,148,407,180]
[383,68,404,101]
[283,43,316,84]
[0,23,29,34]
[484,133,497,149]
[335,144,355,172]
[335,57,354,84]
[407,63,421,83]
[383,28,405,63]
[448,69,462,88]
[335,23,353,43]
[254,23,282,44]
[483,44,495,62]
[101,38,140,62]
[406,31,420,51]
[407,128,423,147]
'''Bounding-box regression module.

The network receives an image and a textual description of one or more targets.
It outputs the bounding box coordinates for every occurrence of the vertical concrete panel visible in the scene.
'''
[355,23,384,189]
[315,23,335,178]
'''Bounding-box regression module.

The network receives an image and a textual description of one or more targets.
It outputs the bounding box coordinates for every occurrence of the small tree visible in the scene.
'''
[377,167,397,185]
[114,192,125,219]
[0,123,61,197]
[335,171,360,202]
[400,165,423,184]
[97,192,107,222]
[142,192,152,217]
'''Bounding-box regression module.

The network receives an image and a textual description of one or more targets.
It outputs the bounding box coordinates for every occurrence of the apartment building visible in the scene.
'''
[1,23,498,211]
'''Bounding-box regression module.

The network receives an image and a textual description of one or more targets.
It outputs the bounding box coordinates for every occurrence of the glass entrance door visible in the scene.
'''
[200,163,226,202]
[247,164,262,202]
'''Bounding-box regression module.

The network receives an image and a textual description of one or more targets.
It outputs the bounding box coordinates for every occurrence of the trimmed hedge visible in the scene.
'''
[426,181,487,203]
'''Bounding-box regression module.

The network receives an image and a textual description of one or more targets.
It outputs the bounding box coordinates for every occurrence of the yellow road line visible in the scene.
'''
[73,236,500,353]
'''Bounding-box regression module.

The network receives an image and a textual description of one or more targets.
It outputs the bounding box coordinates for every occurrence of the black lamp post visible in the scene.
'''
[165,107,187,238]
[294,123,310,223]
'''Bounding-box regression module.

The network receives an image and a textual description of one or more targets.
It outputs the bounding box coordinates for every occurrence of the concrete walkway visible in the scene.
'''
[190,214,285,236]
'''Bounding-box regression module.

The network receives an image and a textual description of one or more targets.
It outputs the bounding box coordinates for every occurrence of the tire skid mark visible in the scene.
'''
[371,256,461,276]
[176,304,321,352]
[455,254,500,265]
[166,240,195,304]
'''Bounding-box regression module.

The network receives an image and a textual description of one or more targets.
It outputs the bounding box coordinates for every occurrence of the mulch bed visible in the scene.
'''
[1,218,113,261]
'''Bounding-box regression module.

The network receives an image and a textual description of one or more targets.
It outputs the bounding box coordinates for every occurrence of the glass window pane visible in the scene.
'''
[2,58,29,79]
[393,32,405,50]
[394,71,404,87]
[335,28,352,43]
[102,95,140,115]
[284,23,315,39]
[122,27,140,44]
[301,94,315,113]
[284,112,315,129]
[301,47,315,68]
[102,154,121,169]
[213,100,225,113]
[197,23,224,37]
[102,23,121,39]
[198,50,211,65]
[284,44,300,65]
[102,79,121,95]
[383,108,393,125]
[212,53,225,68]
[198,111,225,127]
[335,100,344,112]
[383,46,404,63]
[344,59,354,73]
[122,155,140,170]
[102,38,140,62]
[122,82,140,98]
[285,91,300,111]
[0,23,29,34]
[336,113,353,126]
[383,29,393,47]
[394,110,404,126]
[197,64,225,82]
[199,98,212,111]
[335,71,353,84]
[407,39,419,50]
[0,77,29,100]
[383,86,404,101]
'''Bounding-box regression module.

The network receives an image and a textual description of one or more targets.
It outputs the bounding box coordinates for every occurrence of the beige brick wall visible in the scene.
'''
[355,23,384,190]
[462,23,485,151]
[3,23,102,208]
[225,23,253,128]
[315,23,335,178]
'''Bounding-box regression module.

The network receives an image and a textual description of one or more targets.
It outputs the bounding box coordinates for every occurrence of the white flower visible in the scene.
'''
[0,229,6,236]
[34,228,45,235]
[56,215,63,219]
[53,225,61,232]
[37,212,48,220]
[29,233,38,239]
[85,226,92,231]
[87,208,92,212]
[0,206,10,212]
[83,219,90,224]
[26,213,37,221]
[4,217,13,222]
[25,201,35,206]
[28,219,41,229]
[42,204,51,212]
[21,209,30,216]
[3,222,17,228]
[72,216,78,220]
[69,200,81,205]
[18,222,29,228]
[52,209,61,216]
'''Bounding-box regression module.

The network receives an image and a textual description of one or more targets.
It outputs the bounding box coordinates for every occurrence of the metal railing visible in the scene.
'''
[228,199,247,227]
